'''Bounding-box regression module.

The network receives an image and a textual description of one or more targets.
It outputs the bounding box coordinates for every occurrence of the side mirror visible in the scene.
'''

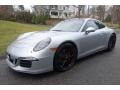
[85,27,96,34]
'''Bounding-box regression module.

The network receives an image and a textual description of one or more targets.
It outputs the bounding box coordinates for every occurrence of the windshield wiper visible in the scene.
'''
[52,30,62,32]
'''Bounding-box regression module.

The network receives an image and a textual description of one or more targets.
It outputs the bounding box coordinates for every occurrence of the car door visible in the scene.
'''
[94,20,107,45]
[79,20,105,56]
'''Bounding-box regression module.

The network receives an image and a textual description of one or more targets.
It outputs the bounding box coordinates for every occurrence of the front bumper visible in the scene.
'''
[6,53,54,74]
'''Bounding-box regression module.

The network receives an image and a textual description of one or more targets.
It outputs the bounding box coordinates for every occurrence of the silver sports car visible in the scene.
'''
[6,18,116,74]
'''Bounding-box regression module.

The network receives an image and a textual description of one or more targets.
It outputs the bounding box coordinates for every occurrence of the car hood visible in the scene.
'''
[10,30,73,48]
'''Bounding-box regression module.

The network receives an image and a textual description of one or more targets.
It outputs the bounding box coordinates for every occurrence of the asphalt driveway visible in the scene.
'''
[0,31,120,85]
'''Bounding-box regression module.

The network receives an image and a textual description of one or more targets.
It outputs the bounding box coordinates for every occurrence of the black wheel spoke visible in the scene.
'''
[58,46,75,69]
[109,37,115,48]
[54,43,77,71]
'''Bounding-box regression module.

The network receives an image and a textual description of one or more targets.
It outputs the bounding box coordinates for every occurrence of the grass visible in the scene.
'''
[0,20,50,55]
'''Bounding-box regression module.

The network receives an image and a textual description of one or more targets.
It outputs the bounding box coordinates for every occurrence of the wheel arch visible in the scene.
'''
[111,33,116,37]
[109,32,116,40]
[57,40,78,56]
[106,32,116,51]
[53,40,78,71]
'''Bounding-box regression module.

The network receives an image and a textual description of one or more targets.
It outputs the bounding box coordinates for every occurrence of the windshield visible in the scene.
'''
[50,19,84,32]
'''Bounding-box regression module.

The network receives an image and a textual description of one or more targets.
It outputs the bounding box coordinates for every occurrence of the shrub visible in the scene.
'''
[31,15,49,24]
[15,11,33,23]
[104,14,112,22]
[0,10,49,25]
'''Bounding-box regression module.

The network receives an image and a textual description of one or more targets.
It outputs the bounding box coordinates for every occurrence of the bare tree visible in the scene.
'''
[80,5,85,17]
[77,5,85,18]
[88,5,106,20]
[96,5,105,21]
[0,5,14,15]
[112,5,120,26]
[87,5,90,17]
[89,6,96,18]
[33,5,50,16]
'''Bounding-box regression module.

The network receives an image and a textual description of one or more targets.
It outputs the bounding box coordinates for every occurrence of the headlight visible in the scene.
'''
[33,38,51,52]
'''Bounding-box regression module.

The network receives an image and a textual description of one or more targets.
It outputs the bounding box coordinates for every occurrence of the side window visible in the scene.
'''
[95,21,105,29]
[82,20,99,32]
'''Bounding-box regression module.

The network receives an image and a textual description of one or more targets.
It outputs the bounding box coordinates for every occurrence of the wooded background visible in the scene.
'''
[0,5,120,26]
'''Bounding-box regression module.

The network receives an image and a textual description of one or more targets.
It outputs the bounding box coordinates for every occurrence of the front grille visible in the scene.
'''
[20,60,32,68]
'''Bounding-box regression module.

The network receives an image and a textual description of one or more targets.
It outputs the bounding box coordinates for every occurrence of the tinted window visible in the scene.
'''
[82,20,99,32]
[95,21,105,29]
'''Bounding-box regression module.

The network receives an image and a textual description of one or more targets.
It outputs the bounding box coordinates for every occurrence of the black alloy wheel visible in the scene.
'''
[107,33,116,51]
[54,43,77,71]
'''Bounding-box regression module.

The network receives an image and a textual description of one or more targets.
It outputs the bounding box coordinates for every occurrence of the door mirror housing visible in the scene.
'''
[85,27,96,34]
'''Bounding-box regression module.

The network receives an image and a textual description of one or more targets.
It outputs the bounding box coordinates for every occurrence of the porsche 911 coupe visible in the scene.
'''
[6,18,116,74]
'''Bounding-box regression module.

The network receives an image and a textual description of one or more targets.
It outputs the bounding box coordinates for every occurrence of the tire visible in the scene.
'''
[107,33,116,51]
[53,43,77,71]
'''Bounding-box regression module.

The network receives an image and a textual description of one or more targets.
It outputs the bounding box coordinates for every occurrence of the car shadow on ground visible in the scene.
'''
[7,49,112,80]
[76,50,110,64]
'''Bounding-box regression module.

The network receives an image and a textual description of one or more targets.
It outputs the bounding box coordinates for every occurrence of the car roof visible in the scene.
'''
[63,18,98,22]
